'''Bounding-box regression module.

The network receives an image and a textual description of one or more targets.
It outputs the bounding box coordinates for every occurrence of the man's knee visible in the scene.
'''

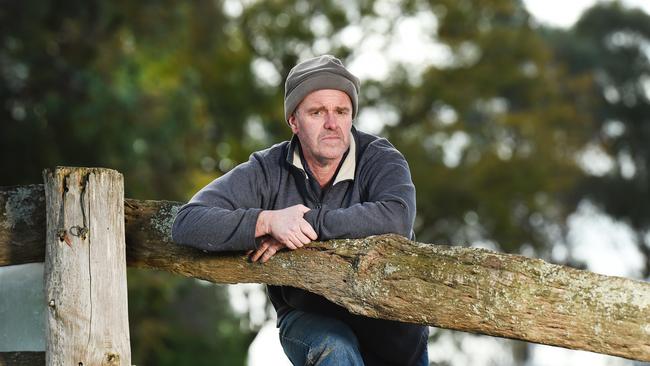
[279,310,363,365]
[307,330,361,364]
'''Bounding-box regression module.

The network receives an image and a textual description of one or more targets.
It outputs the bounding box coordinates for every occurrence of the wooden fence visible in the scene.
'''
[0,167,649,365]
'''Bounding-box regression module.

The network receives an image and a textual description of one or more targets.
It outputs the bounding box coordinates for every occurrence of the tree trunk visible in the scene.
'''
[42,168,131,366]
[1,184,649,361]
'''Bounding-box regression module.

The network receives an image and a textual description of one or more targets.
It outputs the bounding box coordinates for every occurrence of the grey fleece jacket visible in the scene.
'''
[172,127,416,250]
[172,127,426,366]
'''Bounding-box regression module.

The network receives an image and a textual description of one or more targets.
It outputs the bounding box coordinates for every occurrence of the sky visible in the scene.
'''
[525,0,650,28]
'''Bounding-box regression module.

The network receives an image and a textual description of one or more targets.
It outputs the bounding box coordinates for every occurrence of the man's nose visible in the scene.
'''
[323,111,338,129]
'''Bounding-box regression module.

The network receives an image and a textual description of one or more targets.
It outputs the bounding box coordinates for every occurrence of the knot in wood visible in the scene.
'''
[69,225,88,240]
[105,353,120,365]
[57,229,66,242]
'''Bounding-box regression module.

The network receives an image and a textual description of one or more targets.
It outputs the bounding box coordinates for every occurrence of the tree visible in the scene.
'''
[127,269,256,366]
[544,2,650,276]
[376,0,590,256]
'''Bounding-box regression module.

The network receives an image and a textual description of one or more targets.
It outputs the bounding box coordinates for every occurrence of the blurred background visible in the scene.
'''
[1,0,649,365]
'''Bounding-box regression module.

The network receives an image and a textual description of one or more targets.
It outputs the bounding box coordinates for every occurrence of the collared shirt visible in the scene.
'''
[294,135,352,201]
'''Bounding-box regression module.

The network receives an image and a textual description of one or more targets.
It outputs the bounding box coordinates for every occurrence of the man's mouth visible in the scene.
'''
[321,135,340,141]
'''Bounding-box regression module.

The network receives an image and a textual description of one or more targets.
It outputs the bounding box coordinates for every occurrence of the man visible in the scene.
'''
[172,55,428,365]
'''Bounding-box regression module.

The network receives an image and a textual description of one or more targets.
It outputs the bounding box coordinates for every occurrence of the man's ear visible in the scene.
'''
[288,114,299,134]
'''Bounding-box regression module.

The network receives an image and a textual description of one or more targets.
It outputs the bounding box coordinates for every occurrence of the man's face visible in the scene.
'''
[288,89,353,167]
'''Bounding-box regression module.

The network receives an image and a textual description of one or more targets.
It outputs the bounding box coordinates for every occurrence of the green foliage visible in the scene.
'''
[378,0,589,253]
[128,269,255,366]
[543,2,650,274]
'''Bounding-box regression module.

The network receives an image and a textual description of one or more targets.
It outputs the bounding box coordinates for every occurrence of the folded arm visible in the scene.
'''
[304,146,416,241]
[172,153,317,253]
[172,155,268,251]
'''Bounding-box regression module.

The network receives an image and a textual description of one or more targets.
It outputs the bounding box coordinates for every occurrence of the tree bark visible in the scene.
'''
[42,168,131,366]
[1,184,649,361]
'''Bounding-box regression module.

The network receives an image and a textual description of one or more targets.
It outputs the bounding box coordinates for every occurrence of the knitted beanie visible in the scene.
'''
[284,55,360,122]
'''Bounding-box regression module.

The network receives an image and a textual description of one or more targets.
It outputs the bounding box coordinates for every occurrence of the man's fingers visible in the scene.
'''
[278,225,314,247]
[249,238,288,263]
[261,242,284,263]
[252,222,314,262]
[300,220,318,241]
[284,235,301,249]
[250,248,265,263]
[288,239,303,248]
[261,246,278,263]
[249,240,270,262]
[273,234,296,249]
[294,231,311,245]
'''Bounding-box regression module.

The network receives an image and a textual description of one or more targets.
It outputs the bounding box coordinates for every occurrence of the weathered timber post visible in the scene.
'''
[1,183,649,361]
[43,168,130,366]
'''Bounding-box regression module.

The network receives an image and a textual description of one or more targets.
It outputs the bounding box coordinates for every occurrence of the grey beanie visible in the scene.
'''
[284,55,360,122]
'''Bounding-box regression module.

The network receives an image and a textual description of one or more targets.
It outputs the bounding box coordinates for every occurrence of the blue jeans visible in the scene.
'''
[278,309,429,366]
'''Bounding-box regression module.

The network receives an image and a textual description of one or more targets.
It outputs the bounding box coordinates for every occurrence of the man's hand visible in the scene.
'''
[255,204,318,249]
[248,237,287,263]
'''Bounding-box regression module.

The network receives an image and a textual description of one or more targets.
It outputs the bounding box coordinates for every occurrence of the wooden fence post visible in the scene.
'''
[43,167,130,366]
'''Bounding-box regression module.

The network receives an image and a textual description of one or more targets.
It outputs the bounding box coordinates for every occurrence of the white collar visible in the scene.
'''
[291,131,356,185]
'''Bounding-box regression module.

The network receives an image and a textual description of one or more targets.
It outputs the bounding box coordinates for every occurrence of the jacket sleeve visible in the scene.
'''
[171,154,269,252]
[303,141,416,241]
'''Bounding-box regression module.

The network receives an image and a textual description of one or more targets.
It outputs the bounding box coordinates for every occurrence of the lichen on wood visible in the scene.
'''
[1,184,649,361]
